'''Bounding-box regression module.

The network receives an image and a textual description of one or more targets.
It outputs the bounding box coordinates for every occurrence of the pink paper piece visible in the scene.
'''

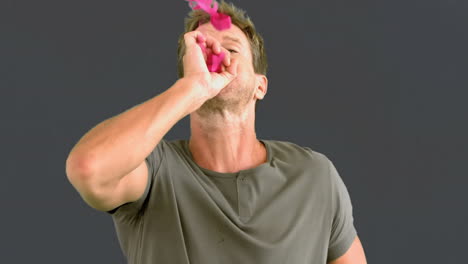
[197,39,226,73]
[187,0,218,14]
[186,0,232,72]
[210,12,231,30]
[186,0,231,30]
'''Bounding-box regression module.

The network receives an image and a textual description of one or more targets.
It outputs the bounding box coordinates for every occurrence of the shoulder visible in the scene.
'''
[265,139,334,179]
[151,138,184,158]
[265,139,330,164]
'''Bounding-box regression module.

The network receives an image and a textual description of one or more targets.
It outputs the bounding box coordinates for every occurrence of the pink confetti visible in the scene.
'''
[210,12,231,30]
[186,0,232,72]
[197,38,226,73]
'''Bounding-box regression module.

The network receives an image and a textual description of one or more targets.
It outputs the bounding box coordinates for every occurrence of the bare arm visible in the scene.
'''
[65,30,238,212]
[328,236,367,264]
[65,79,198,211]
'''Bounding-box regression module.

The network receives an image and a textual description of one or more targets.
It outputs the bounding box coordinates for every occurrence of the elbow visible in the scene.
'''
[66,155,112,211]
[66,154,96,182]
[66,154,102,198]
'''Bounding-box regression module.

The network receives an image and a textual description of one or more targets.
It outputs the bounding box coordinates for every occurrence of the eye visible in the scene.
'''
[228,49,238,53]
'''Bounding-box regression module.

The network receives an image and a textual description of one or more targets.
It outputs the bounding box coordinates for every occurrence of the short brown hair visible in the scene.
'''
[176,0,268,112]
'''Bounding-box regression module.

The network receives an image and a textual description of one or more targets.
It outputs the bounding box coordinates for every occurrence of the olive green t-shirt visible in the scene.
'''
[106,138,358,264]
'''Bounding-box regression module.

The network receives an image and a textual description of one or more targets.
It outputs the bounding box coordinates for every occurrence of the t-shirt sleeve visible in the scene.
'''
[326,157,358,263]
[105,138,166,217]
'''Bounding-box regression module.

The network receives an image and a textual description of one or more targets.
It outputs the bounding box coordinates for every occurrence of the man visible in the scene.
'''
[65,1,367,263]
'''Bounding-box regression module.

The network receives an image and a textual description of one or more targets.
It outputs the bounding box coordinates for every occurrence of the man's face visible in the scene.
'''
[194,22,258,116]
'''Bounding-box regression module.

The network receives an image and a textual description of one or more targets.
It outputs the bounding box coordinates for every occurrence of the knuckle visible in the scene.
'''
[184,31,197,39]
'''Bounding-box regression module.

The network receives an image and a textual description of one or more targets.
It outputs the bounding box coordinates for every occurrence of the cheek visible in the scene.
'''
[230,54,255,81]
[233,52,252,68]
[235,69,256,88]
[235,57,254,76]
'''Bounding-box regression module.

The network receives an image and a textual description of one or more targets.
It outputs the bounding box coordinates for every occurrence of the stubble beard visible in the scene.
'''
[196,81,255,118]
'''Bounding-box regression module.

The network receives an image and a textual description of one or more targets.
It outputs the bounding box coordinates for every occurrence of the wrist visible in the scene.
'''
[170,77,206,116]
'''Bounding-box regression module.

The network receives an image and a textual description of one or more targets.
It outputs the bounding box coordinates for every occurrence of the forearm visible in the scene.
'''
[66,78,197,190]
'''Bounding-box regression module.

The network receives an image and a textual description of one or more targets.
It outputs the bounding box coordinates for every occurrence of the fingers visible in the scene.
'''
[202,36,232,70]
[182,31,211,75]
[183,30,233,75]
[184,30,205,47]
[222,48,231,67]
[204,36,231,66]
[208,41,230,67]
[227,58,238,76]
[196,32,206,45]
[204,35,221,54]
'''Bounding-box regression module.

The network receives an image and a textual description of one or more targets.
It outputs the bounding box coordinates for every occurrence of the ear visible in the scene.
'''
[254,74,268,100]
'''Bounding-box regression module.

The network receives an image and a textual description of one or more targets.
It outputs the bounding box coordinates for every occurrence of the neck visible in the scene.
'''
[188,109,266,173]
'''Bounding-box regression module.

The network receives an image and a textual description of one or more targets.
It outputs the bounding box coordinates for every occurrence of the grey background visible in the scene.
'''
[1,0,467,263]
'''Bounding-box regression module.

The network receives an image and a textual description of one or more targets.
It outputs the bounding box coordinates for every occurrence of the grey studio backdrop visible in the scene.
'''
[1,0,467,263]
